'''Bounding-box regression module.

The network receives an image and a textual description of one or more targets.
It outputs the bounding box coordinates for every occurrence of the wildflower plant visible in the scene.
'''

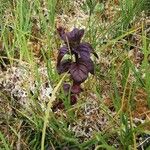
[55,27,98,108]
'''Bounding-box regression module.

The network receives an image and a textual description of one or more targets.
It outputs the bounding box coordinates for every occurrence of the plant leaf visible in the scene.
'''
[71,82,83,94]
[75,42,99,59]
[71,28,84,43]
[61,28,84,47]
[74,42,93,60]
[70,59,88,83]
[85,58,95,74]
[57,59,71,74]
[57,46,68,64]
[70,95,77,105]
[63,83,71,93]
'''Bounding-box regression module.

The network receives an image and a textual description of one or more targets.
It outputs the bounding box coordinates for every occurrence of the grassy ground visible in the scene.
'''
[0,0,150,150]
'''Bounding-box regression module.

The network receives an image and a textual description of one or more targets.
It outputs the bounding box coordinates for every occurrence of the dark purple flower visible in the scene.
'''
[54,27,98,109]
